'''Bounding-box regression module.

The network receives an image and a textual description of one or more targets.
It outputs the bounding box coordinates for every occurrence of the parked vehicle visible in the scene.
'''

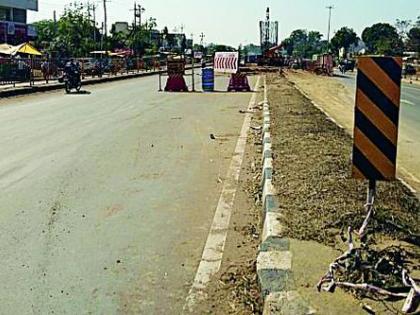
[314,54,333,76]
[338,59,356,74]
[403,64,417,76]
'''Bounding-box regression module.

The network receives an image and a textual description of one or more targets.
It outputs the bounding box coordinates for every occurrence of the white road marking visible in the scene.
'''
[183,76,261,313]
[401,99,415,106]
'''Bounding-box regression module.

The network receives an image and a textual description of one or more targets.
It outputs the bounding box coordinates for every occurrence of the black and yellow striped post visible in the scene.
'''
[352,56,402,237]
[352,56,402,181]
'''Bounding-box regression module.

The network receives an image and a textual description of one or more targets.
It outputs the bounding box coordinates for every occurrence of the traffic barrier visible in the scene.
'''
[202,68,214,92]
[164,74,188,92]
[227,73,251,92]
[352,56,402,181]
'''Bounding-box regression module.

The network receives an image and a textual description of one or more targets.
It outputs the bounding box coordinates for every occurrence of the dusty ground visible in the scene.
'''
[284,70,420,195]
[268,74,420,314]
[193,94,265,315]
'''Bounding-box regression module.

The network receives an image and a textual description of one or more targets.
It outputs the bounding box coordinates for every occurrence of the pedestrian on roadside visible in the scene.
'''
[41,59,50,83]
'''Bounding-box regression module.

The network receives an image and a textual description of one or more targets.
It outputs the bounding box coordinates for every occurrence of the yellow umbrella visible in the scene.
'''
[15,43,42,56]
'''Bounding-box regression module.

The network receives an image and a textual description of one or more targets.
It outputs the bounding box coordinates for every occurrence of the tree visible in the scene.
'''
[109,25,129,50]
[330,27,358,55]
[281,29,326,58]
[406,26,420,53]
[206,43,236,55]
[362,23,403,56]
[395,19,412,40]
[33,3,98,57]
[32,19,58,51]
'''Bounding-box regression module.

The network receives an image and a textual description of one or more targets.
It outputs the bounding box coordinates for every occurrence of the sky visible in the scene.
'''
[29,0,420,47]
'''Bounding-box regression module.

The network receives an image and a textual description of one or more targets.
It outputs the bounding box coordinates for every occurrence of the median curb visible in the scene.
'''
[0,70,164,98]
[0,65,201,99]
[257,76,316,315]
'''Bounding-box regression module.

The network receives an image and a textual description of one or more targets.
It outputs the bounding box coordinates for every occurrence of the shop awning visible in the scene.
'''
[0,43,15,55]
[15,43,42,56]
[0,43,42,56]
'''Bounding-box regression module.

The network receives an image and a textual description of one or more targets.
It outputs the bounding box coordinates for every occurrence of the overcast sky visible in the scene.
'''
[29,0,420,47]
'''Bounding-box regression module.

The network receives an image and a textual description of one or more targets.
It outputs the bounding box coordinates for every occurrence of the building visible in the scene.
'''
[0,0,38,44]
[111,22,129,36]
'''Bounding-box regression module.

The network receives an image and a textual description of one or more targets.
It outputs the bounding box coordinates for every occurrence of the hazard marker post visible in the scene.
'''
[214,52,250,92]
[351,56,402,239]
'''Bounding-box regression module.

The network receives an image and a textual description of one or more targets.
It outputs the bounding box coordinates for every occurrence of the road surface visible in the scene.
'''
[333,70,420,189]
[0,72,257,314]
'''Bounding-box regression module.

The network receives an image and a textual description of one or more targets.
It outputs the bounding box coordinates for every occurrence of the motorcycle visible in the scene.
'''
[59,69,82,93]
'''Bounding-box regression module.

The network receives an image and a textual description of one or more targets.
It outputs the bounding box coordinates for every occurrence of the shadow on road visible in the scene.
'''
[67,90,92,95]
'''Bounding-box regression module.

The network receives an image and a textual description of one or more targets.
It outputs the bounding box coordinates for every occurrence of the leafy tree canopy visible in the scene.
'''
[281,29,327,58]
[362,23,403,56]
[330,27,358,55]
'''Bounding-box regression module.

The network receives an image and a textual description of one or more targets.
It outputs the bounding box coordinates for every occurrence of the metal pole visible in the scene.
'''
[326,5,334,43]
[367,180,376,206]
[191,34,195,92]
[103,0,108,38]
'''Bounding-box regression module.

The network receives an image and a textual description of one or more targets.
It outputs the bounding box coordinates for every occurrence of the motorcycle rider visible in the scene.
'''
[64,59,81,85]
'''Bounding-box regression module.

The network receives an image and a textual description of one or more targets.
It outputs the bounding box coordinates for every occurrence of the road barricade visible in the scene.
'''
[227,73,251,92]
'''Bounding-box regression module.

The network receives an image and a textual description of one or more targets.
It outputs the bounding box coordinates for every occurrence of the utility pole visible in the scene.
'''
[53,10,57,33]
[191,33,195,92]
[92,4,97,43]
[103,0,109,38]
[87,2,97,43]
[326,5,334,43]
[200,32,205,46]
[133,2,137,29]
[137,4,145,26]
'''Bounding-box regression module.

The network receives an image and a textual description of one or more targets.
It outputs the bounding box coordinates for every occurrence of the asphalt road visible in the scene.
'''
[333,70,420,188]
[0,72,257,314]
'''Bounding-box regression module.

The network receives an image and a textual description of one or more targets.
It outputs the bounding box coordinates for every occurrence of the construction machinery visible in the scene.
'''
[257,8,283,67]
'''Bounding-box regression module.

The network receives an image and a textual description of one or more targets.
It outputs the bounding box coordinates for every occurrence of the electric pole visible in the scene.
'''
[133,2,137,29]
[326,5,334,43]
[200,32,205,46]
[137,4,145,26]
[53,10,57,33]
[103,0,109,38]
[87,2,97,43]
[93,4,97,42]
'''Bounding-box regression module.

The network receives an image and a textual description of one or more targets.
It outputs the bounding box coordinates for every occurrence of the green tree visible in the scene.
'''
[33,3,98,57]
[281,29,326,58]
[362,23,403,56]
[395,19,412,39]
[330,27,358,55]
[206,43,236,55]
[406,26,420,53]
[109,25,129,50]
[32,19,57,51]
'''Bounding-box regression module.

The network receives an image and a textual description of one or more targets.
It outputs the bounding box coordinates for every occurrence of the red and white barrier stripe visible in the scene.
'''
[214,52,239,74]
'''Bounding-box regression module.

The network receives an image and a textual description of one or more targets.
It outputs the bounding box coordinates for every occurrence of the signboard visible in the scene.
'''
[0,0,38,11]
[352,56,402,181]
[167,59,185,75]
[214,52,239,74]
[27,25,37,37]
[7,22,15,35]
[194,51,203,59]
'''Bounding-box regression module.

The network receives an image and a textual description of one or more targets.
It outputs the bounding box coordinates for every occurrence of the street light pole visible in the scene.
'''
[326,5,334,43]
